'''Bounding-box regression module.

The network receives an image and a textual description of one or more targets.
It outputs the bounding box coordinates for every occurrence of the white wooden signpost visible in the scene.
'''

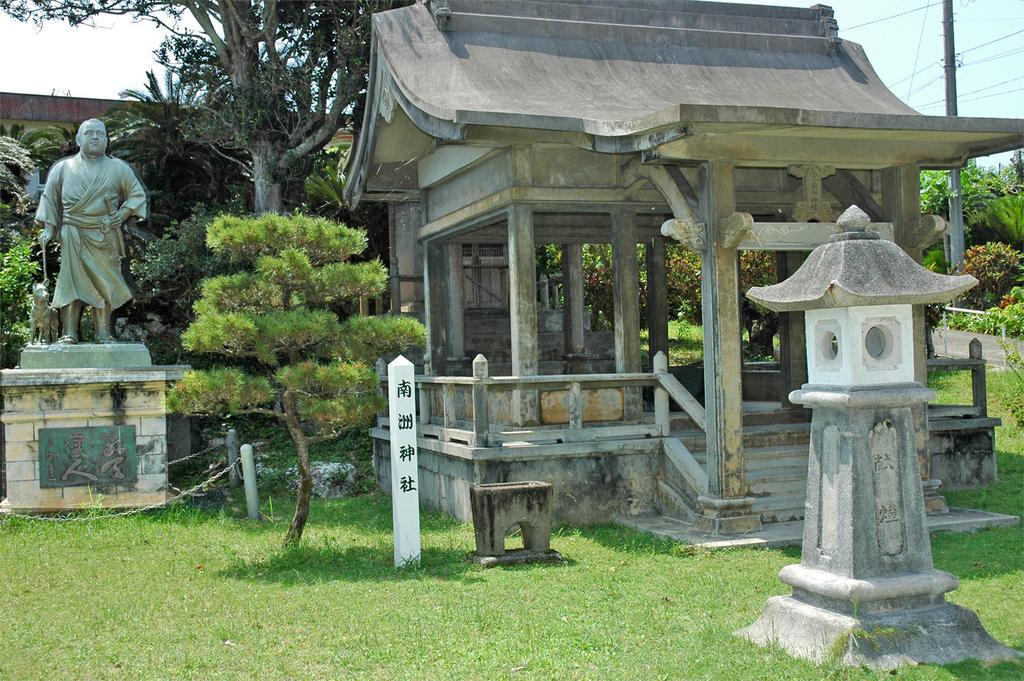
[387,355,421,567]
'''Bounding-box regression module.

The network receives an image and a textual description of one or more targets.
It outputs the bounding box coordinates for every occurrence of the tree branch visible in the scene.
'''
[183,0,228,65]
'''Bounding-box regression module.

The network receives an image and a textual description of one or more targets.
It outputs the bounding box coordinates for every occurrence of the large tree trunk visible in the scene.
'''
[252,139,284,214]
[283,396,313,546]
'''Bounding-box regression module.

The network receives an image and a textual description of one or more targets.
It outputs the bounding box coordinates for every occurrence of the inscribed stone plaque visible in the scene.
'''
[870,420,904,556]
[38,426,138,488]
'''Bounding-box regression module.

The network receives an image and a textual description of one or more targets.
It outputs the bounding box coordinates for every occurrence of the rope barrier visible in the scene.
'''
[0,460,240,524]
[166,441,226,466]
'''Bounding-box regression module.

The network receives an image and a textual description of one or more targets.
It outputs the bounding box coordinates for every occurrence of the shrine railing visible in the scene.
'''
[926,338,988,420]
[376,351,706,448]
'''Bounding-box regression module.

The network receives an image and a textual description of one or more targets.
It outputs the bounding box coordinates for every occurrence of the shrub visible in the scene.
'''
[666,244,702,323]
[960,242,1023,310]
[130,205,235,327]
[0,234,40,368]
[987,194,1024,247]
[947,304,1024,340]
[923,246,948,273]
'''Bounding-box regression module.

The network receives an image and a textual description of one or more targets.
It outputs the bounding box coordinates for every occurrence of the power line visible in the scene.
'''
[916,74,1024,107]
[958,85,1024,105]
[908,74,944,98]
[842,1,944,32]
[907,4,933,99]
[888,61,942,89]
[964,45,1024,67]
[961,28,1024,55]
[918,86,1024,110]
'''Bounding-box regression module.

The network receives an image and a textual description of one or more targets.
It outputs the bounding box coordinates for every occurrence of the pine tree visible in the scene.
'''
[168,213,423,544]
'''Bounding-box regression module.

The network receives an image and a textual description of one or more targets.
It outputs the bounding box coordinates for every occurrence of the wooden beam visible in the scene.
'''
[562,243,586,355]
[699,161,745,500]
[508,204,540,426]
[611,208,642,374]
[423,240,448,375]
[822,169,885,221]
[777,252,808,408]
[446,242,465,360]
[647,236,669,364]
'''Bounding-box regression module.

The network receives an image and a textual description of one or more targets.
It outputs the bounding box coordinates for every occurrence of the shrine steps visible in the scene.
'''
[658,421,812,525]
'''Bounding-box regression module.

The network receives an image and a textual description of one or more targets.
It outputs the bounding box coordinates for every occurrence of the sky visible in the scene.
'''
[0,0,1021,166]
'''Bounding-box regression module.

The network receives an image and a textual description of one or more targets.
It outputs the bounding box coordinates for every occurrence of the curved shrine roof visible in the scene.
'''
[347,1,1024,202]
[376,0,917,137]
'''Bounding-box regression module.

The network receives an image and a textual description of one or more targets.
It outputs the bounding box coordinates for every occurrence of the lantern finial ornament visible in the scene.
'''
[835,204,871,231]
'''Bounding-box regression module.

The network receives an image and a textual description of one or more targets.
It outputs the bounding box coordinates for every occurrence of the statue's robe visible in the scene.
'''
[35,154,147,310]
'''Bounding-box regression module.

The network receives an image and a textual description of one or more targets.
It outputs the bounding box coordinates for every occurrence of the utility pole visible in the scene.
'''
[943,0,965,269]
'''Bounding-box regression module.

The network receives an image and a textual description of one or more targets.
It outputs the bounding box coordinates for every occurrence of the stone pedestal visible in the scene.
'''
[1,366,186,513]
[739,384,1020,670]
[18,342,152,370]
[468,481,562,567]
[694,494,761,535]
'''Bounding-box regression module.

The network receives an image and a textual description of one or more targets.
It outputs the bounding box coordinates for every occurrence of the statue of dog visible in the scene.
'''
[29,282,59,345]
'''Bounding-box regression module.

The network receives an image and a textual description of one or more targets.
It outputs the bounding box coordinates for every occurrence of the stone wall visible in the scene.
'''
[373,435,658,525]
[929,421,1000,490]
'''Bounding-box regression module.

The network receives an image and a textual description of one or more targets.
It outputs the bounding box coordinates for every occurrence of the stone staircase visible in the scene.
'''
[656,415,812,525]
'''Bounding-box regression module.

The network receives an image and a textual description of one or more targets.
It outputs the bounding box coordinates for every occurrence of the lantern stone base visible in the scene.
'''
[740,592,1022,670]
[1,366,186,513]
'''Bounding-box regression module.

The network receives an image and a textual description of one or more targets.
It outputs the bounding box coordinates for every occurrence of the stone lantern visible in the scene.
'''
[738,206,1020,669]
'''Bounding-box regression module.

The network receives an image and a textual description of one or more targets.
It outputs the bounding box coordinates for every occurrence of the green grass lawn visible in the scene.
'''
[1,373,1021,680]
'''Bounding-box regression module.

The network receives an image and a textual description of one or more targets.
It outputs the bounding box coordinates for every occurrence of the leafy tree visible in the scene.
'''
[921,161,1024,247]
[0,234,40,368]
[920,162,1000,232]
[305,147,348,220]
[167,213,424,544]
[106,71,249,228]
[0,124,69,173]
[986,194,1024,248]
[2,1,413,214]
[0,135,34,215]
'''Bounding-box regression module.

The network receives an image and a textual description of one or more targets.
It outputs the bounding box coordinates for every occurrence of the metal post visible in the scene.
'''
[226,428,240,486]
[240,443,260,520]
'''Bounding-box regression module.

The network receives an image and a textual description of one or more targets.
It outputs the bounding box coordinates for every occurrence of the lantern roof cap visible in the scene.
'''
[745,206,977,312]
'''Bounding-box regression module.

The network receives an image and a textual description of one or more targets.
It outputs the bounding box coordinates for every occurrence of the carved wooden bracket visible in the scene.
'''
[379,83,396,124]
[905,214,949,251]
[661,217,707,253]
[720,212,754,249]
[789,164,837,222]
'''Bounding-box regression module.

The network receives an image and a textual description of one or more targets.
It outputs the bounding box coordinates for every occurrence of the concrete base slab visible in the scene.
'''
[739,595,1022,670]
[19,342,152,369]
[615,507,1019,548]
[1,491,170,515]
[468,549,564,568]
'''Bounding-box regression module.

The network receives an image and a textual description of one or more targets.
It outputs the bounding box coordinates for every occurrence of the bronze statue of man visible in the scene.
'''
[36,119,147,343]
